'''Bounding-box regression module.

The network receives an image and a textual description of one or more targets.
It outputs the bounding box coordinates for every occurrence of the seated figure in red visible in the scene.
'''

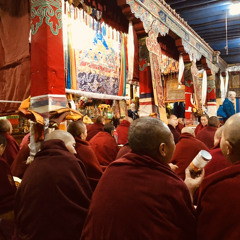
[170,127,209,180]
[0,134,16,240]
[195,114,208,136]
[0,119,19,166]
[197,113,240,239]
[86,116,105,141]
[67,121,103,191]
[15,130,92,240]
[81,117,204,240]
[116,117,132,145]
[196,116,220,149]
[90,123,119,170]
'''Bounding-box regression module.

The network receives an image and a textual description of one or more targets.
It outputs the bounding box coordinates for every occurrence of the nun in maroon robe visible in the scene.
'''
[75,136,103,190]
[197,113,240,240]
[15,131,92,240]
[90,124,119,168]
[115,118,131,145]
[196,116,219,149]
[197,162,240,239]
[171,128,209,180]
[2,133,19,166]
[11,140,30,179]
[0,134,16,240]
[67,121,103,191]
[81,118,202,240]
[86,116,105,141]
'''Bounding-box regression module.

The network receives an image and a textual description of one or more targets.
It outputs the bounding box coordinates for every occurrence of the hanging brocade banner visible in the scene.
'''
[191,61,201,110]
[65,8,122,95]
[146,30,164,108]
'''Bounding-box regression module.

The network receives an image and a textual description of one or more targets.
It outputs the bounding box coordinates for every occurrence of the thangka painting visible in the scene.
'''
[73,17,121,95]
[164,76,185,102]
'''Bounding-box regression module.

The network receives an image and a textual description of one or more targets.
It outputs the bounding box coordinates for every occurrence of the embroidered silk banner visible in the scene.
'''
[146,30,164,108]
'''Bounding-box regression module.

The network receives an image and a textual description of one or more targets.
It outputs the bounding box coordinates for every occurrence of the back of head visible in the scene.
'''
[221,113,240,161]
[104,123,114,135]
[208,116,220,128]
[96,116,105,125]
[45,130,76,154]
[67,121,86,138]
[128,117,173,160]
[181,127,195,136]
[0,119,11,133]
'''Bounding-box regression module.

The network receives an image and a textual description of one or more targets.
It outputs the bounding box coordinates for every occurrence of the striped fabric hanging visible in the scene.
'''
[118,33,127,96]
[66,11,77,90]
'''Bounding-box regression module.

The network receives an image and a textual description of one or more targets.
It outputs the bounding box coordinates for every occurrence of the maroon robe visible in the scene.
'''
[115,143,131,159]
[89,132,119,168]
[168,124,180,144]
[197,162,240,240]
[116,120,130,145]
[204,148,231,177]
[81,152,196,240]
[20,133,30,149]
[194,123,205,136]
[74,136,103,191]
[171,133,209,180]
[15,139,92,240]
[0,157,16,240]
[2,133,19,166]
[176,122,184,134]
[0,157,16,215]
[86,122,104,141]
[196,126,217,149]
[10,141,30,179]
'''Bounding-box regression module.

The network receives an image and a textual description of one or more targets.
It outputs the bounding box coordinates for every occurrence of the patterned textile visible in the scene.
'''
[184,63,194,119]
[146,31,164,108]
[118,34,127,96]
[191,62,201,110]
[138,37,154,116]
[63,8,126,95]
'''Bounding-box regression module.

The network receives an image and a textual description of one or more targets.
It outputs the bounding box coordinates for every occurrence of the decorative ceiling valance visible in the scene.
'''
[126,0,219,65]
[126,0,169,37]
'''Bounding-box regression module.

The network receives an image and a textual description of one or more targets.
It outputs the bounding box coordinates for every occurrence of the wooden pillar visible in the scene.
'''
[30,0,66,113]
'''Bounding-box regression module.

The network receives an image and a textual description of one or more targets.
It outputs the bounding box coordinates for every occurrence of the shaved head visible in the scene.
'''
[45,130,76,154]
[208,116,220,128]
[181,127,195,136]
[67,121,86,138]
[128,117,175,162]
[221,113,240,162]
[0,119,11,133]
[222,114,240,147]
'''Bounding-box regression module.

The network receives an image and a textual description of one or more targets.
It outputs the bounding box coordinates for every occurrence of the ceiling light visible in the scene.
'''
[229,2,240,15]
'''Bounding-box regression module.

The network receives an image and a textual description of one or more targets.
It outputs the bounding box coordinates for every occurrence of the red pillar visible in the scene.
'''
[30,0,66,113]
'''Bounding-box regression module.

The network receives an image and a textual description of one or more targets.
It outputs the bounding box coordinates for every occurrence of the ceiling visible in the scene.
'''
[164,0,240,64]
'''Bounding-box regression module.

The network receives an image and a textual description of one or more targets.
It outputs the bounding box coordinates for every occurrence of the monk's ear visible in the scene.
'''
[159,143,167,157]
[225,140,233,155]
